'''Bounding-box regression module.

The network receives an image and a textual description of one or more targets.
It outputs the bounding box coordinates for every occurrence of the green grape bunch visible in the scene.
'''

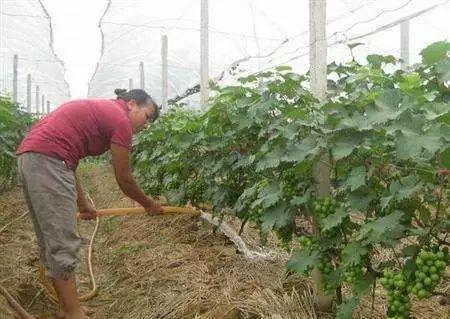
[256,178,269,193]
[411,248,449,299]
[275,222,295,246]
[296,236,320,276]
[313,197,338,219]
[186,179,207,202]
[380,270,411,319]
[313,197,346,238]
[317,251,338,295]
[282,168,301,198]
[298,235,315,249]
[317,255,337,295]
[298,236,337,294]
[344,264,365,284]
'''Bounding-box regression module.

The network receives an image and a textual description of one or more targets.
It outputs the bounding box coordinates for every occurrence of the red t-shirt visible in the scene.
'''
[17,99,133,170]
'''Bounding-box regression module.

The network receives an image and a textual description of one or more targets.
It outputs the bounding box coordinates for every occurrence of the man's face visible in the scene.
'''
[127,100,156,133]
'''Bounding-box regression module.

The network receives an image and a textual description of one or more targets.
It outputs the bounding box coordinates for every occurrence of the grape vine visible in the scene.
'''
[133,41,450,318]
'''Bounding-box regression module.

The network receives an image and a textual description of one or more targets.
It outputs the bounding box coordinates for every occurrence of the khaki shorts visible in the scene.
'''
[18,152,81,279]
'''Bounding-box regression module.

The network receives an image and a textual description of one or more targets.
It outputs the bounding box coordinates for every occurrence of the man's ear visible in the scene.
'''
[127,99,137,110]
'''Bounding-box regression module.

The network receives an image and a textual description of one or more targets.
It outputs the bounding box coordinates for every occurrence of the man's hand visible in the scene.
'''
[78,203,99,220]
[438,168,450,177]
[144,201,164,215]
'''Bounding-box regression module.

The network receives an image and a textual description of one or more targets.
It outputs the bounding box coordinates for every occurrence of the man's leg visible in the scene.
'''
[18,153,87,318]
[53,277,86,319]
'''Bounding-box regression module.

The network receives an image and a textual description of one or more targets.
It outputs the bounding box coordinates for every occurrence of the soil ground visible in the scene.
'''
[0,163,448,319]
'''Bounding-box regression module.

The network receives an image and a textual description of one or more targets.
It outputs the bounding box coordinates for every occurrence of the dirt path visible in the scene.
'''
[1,163,448,319]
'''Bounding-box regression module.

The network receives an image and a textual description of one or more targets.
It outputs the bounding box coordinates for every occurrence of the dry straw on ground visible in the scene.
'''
[0,163,448,319]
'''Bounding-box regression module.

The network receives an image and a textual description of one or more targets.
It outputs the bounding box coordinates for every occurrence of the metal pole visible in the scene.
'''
[139,62,145,89]
[46,101,50,114]
[35,85,40,115]
[200,0,209,107]
[26,74,32,113]
[161,34,168,111]
[400,20,410,71]
[13,54,18,102]
[309,0,333,311]
[42,95,45,114]
[129,78,133,91]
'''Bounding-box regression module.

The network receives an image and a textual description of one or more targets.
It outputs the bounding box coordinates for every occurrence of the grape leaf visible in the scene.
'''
[255,147,284,171]
[421,41,450,65]
[283,136,320,163]
[322,206,350,231]
[359,211,405,245]
[436,58,450,82]
[261,202,292,231]
[252,180,282,209]
[341,242,368,266]
[332,131,363,160]
[337,296,359,319]
[343,166,366,191]
[349,186,375,211]
[287,248,320,275]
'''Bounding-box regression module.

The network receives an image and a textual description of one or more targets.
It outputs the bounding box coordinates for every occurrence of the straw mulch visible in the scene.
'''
[0,163,448,319]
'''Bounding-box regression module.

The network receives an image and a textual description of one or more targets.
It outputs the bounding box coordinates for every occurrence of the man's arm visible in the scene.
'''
[75,174,88,209]
[110,143,163,214]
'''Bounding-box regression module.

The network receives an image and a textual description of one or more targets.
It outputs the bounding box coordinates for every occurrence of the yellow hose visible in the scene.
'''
[85,206,199,218]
